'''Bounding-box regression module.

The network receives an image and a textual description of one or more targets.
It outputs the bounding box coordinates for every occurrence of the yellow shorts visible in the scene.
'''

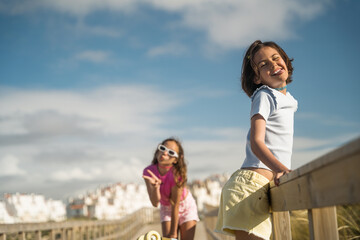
[215,169,271,240]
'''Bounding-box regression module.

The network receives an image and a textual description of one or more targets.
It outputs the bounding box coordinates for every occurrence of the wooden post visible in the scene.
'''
[308,206,339,240]
[272,211,292,240]
[19,232,26,240]
[61,228,66,240]
[86,226,90,240]
[71,227,76,240]
[35,230,42,240]
[79,227,83,240]
[0,233,6,240]
[50,230,56,240]
[105,225,108,237]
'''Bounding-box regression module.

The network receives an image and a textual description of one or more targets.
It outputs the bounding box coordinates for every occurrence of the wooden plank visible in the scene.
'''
[271,212,292,240]
[309,206,339,240]
[71,227,75,240]
[0,207,157,240]
[281,137,360,184]
[61,229,66,240]
[0,208,155,233]
[270,153,360,211]
[308,210,315,240]
[79,227,83,240]
[86,226,91,240]
[35,230,42,240]
[19,232,26,240]
[50,230,56,240]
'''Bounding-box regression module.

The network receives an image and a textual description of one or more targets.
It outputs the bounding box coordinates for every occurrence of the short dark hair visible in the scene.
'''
[241,40,294,97]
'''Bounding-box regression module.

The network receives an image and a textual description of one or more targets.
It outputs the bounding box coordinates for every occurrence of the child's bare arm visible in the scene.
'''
[250,114,291,185]
[143,170,161,207]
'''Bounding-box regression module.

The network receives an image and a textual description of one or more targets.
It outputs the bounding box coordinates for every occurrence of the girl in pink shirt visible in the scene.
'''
[143,137,199,240]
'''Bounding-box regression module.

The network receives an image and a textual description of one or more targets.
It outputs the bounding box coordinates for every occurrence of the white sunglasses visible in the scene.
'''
[158,144,179,158]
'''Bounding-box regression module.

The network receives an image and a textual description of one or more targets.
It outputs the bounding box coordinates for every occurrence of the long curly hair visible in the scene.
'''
[151,137,187,188]
[241,40,294,97]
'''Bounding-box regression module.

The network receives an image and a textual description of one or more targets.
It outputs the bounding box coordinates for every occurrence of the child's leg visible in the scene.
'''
[179,220,196,240]
[235,230,265,240]
[161,221,172,237]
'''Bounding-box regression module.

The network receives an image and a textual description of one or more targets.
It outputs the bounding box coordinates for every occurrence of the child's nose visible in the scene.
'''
[270,61,277,68]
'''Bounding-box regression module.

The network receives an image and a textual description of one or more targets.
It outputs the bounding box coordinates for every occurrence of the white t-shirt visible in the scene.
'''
[241,85,298,170]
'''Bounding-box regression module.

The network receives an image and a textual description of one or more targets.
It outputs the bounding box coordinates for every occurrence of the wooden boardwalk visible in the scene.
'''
[131,220,208,240]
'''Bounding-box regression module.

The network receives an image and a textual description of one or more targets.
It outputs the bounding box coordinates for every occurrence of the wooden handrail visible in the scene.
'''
[270,137,360,240]
[0,207,160,240]
[203,137,360,240]
[270,137,360,211]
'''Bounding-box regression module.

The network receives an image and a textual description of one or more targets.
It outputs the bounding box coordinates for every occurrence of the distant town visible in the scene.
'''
[0,173,229,224]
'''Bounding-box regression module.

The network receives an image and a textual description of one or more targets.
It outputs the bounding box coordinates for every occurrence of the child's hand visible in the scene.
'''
[274,170,291,186]
[143,169,162,187]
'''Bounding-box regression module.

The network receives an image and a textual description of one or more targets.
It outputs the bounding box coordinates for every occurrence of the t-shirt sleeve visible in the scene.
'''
[143,165,154,177]
[250,90,276,121]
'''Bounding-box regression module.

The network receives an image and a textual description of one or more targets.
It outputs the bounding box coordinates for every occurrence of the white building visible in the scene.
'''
[189,173,229,213]
[0,193,66,223]
[1,174,228,224]
[0,201,14,224]
[67,182,152,220]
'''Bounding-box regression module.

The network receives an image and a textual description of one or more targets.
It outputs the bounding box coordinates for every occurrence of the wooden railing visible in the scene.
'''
[0,207,159,240]
[203,137,360,240]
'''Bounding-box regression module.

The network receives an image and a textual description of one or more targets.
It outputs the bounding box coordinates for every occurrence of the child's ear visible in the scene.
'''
[253,76,261,85]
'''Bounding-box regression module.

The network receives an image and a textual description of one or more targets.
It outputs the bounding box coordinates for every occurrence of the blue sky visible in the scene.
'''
[0,0,359,200]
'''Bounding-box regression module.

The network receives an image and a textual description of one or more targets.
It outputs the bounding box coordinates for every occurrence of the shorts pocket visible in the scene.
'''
[252,188,270,217]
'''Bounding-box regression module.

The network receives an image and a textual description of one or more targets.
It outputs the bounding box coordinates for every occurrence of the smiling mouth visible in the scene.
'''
[271,68,283,76]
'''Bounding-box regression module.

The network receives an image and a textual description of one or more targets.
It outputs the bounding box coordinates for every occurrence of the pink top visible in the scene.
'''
[143,164,188,206]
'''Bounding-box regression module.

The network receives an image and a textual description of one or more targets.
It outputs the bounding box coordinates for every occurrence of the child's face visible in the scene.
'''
[253,46,289,90]
[156,141,179,166]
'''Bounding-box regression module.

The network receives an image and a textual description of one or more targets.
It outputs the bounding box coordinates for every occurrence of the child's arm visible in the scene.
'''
[143,169,162,207]
[168,185,182,238]
[251,114,291,185]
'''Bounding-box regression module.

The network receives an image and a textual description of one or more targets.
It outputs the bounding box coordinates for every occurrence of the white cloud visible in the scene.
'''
[74,50,111,63]
[294,136,335,150]
[145,0,328,49]
[1,84,354,199]
[0,0,330,49]
[75,22,122,38]
[52,167,101,181]
[147,43,188,57]
[292,134,358,169]
[292,148,330,169]
[0,0,138,16]
[297,112,360,128]
[0,155,26,176]
[0,85,182,197]
[0,85,180,136]
[102,157,146,183]
[184,137,247,180]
